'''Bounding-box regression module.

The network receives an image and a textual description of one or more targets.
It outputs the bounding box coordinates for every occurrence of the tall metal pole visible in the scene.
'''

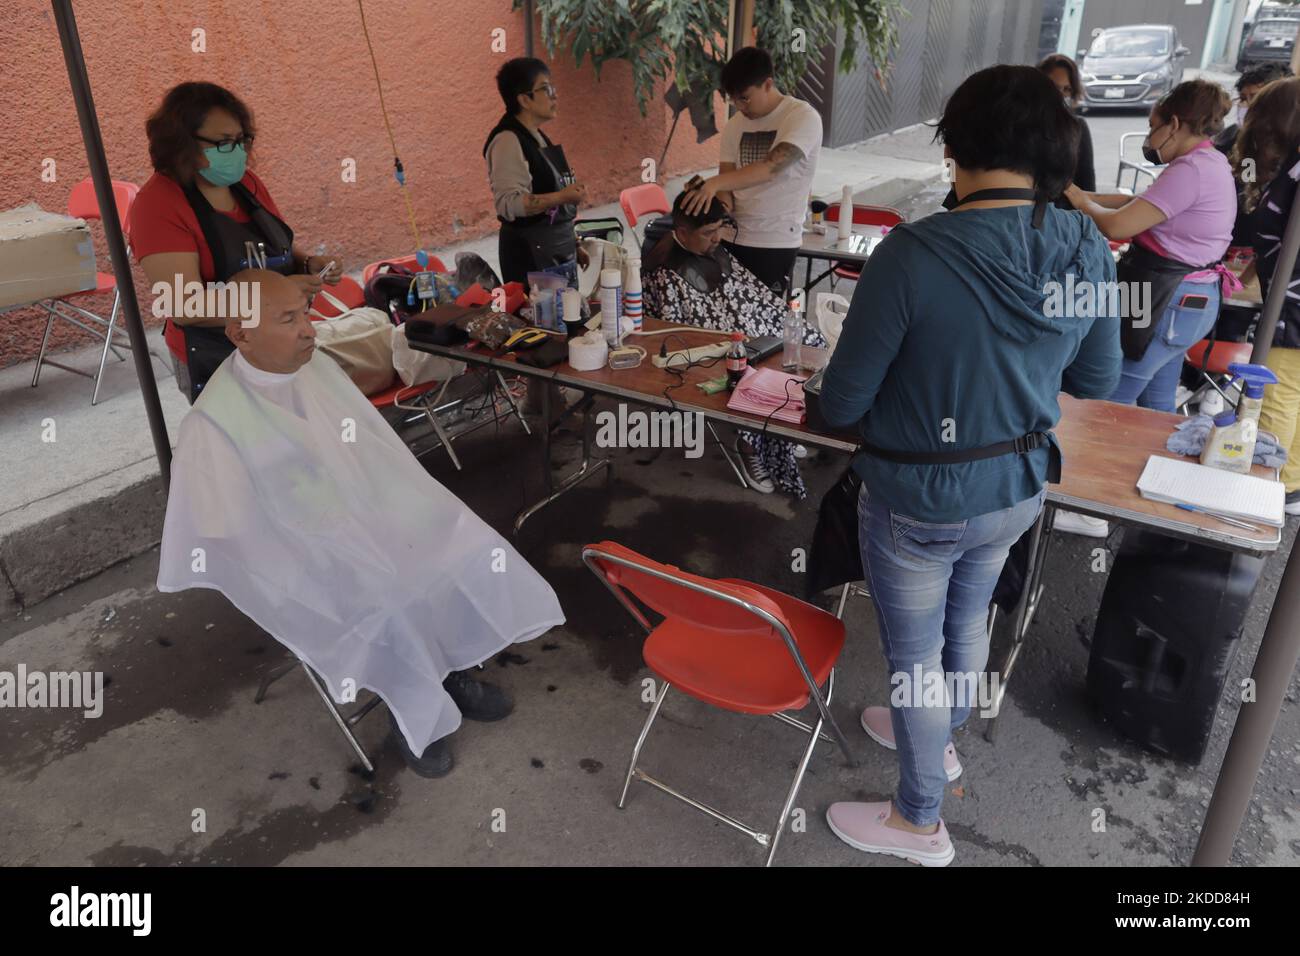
[50,0,171,490]
[1194,162,1300,865]
[1194,536,1300,864]
[524,0,535,57]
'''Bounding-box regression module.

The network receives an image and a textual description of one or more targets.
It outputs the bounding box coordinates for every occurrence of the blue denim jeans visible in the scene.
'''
[857,485,1046,826]
[1109,277,1220,412]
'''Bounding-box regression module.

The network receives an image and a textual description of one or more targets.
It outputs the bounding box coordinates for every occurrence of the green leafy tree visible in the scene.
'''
[518,0,903,117]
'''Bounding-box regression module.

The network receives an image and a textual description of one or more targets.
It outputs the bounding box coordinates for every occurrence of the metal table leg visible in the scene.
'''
[984,504,1056,742]
[513,389,613,534]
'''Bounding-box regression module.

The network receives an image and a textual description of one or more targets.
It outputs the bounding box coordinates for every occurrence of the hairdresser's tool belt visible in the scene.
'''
[860,431,1062,483]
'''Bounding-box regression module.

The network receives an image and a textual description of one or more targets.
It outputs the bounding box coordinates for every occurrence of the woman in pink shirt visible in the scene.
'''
[1065,80,1236,412]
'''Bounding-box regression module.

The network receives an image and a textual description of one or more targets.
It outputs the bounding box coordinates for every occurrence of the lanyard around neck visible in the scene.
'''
[952,187,1047,229]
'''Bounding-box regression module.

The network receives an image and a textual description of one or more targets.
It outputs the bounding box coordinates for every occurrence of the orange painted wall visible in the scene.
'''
[0,0,720,368]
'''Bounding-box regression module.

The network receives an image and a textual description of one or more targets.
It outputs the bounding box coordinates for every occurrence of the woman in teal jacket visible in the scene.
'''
[819,65,1122,866]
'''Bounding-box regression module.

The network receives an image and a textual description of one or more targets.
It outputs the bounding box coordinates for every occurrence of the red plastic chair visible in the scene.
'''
[309,276,365,318]
[32,177,141,404]
[619,183,671,228]
[361,253,448,286]
[821,202,904,288]
[1186,339,1252,376]
[581,540,851,866]
[619,183,671,249]
[823,202,903,229]
[1181,339,1255,414]
[455,280,526,313]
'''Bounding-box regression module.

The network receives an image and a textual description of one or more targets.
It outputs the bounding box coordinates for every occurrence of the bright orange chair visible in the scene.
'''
[32,177,141,404]
[821,202,904,289]
[582,540,852,866]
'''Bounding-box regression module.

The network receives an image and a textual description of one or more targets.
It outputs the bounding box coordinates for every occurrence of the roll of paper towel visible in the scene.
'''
[568,331,609,371]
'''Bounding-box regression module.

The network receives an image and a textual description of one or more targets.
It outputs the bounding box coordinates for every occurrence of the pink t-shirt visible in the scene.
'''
[1135,140,1236,267]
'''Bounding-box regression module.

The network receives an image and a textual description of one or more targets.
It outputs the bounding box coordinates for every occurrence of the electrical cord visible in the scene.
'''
[357,0,423,254]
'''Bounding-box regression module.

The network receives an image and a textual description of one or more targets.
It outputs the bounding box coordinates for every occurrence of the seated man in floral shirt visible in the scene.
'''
[642,191,825,498]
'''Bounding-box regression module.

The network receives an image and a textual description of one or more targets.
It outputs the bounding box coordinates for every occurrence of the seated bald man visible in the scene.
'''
[157,270,565,777]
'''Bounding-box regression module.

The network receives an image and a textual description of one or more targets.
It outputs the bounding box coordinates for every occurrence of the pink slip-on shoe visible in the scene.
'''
[860,706,963,781]
[826,801,955,867]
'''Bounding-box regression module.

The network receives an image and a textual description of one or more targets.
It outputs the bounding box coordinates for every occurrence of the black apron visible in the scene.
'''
[483,114,577,284]
[175,181,296,402]
[1115,241,1213,362]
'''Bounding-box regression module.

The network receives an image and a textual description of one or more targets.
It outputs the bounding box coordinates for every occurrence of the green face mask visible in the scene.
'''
[198,143,247,187]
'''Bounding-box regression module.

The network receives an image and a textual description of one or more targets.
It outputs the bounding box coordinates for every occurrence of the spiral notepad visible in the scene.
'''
[1136,456,1284,528]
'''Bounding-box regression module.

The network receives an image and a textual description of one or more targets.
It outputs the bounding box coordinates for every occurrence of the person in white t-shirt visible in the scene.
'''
[680,47,822,294]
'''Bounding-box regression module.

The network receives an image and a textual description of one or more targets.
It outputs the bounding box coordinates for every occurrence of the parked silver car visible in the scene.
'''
[1078,24,1189,112]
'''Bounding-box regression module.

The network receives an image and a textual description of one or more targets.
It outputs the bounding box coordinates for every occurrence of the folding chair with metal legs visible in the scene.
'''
[254,657,385,773]
[32,291,136,403]
[584,541,854,867]
[618,670,839,866]
[392,369,533,469]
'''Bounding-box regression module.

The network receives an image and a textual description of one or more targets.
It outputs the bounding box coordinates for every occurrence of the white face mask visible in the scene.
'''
[1237,103,1248,126]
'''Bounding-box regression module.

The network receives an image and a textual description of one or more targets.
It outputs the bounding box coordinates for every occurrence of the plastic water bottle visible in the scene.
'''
[600,268,623,346]
[782,300,804,371]
[623,258,643,331]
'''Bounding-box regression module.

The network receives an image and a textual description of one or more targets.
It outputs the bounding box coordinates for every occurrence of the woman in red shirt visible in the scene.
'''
[132,82,345,401]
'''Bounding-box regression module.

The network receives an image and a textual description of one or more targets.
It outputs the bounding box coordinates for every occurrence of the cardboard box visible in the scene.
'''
[0,203,98,310]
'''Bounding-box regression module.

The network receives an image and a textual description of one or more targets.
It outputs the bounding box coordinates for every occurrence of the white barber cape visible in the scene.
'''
[157,348,565,754]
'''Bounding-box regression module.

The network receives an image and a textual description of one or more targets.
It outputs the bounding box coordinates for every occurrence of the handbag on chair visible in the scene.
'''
[309,290,396,396]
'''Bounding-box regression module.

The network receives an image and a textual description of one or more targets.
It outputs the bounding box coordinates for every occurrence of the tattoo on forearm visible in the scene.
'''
[523,194,552,215]
[766,142,805,174]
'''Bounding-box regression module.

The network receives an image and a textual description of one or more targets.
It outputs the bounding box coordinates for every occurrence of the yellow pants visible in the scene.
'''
[1257,346,1300,492]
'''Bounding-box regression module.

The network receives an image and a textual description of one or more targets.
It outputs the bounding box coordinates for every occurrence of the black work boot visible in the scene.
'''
[389,711,454,778]
[444,669,514,721]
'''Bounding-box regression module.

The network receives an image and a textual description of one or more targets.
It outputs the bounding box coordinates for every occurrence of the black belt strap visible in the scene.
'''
[860,431,1062,483]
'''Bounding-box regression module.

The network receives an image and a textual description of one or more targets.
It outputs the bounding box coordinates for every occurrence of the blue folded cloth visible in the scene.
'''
[1167,413,1289,468]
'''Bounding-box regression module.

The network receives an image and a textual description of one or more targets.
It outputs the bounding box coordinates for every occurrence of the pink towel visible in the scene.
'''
[726,367,806,424]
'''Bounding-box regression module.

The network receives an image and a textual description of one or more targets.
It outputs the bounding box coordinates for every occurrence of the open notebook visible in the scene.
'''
[1136,456,1285,528]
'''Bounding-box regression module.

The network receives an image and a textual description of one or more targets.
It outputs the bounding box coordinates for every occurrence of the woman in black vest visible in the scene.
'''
[132,82,345,401]
[484,58,587,285]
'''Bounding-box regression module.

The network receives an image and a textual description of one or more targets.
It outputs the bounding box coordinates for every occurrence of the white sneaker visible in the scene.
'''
[1052,512,1109,538]
[1285,492,1300,516]
[735,439,775,493]
[793,443,808,459]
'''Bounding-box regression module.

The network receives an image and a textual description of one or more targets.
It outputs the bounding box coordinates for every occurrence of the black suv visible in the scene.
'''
[1236,18,1300,72]
[1079,24,1189,112]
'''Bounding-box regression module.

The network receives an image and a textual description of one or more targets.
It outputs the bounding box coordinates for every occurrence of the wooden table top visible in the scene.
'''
[1225,259,1262,308]
[1053,395,1280,552]
[412,320,1282,553]
[428,318,857,451]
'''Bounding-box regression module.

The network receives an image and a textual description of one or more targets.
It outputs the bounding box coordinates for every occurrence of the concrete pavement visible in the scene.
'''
[2,410,1296,866]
